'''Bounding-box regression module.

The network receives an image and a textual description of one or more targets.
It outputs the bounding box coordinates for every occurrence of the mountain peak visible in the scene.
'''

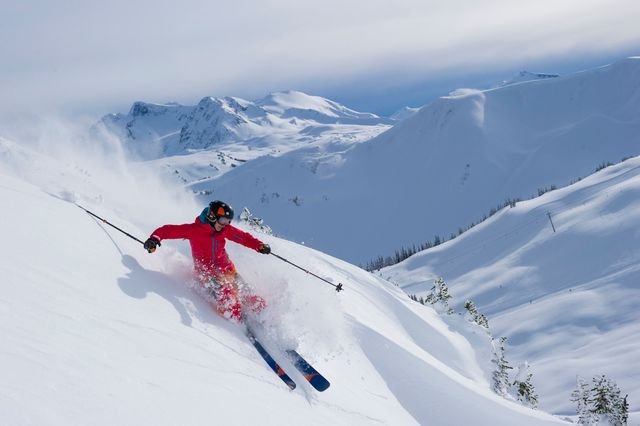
[129,101,185,117]
[256,90,388,124]
[256,90,338,115]
[390,106,420,121]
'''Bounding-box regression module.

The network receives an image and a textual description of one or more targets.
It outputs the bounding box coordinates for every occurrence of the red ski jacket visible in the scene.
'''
[150,215,264,279]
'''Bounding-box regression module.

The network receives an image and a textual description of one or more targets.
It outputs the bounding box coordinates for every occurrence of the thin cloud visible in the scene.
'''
[1,0,639,121]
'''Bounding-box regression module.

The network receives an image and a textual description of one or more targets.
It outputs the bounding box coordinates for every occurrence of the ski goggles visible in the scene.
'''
[207,209,229,223]
[216,216,232,226]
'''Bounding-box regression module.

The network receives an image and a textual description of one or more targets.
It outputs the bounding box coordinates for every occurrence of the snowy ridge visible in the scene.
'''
[256,90,384,123]
[496,70,560,87]
[390,106,421,121]
[0,139,567,425]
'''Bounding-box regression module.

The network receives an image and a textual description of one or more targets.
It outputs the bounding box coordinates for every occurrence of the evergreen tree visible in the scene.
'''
[424,277,454,314]
[591,375,615,418]
[512,362,538,409]
[571,377,596,425]
[571,375,629,425]
[239,207,273,235]
[491,337,513,397]
[589,375,628,426]
[618,395,629,426]
[463,300,489,329]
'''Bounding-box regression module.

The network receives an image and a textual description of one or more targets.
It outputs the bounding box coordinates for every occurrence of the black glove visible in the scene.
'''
[144,237,161,253]
[258,243,271,254]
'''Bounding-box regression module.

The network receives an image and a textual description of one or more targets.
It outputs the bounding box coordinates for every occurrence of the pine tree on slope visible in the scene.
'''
[512,362,538,409]
[589,375,628,426]
[571,375,629,425]
[463,299,489,329]
[491,337,513,397]
[424,277,454,314]
[571,377,596,425]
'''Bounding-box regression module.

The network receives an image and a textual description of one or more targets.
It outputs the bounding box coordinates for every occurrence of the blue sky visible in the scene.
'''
[1,0,639,121]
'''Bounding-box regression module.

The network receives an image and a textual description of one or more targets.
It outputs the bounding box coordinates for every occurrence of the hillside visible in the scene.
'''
[382,155,640,420]
[0,139,567,425]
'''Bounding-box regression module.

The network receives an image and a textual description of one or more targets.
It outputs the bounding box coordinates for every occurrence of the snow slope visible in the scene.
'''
[186,57,640,265]
[382,155,640,420]
[0,139,567,425]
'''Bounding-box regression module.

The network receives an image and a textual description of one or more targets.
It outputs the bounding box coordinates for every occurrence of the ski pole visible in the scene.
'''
[270,252,344,292]
[76,204,145,246]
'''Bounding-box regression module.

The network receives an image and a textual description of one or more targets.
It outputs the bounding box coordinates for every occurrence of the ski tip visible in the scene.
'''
[309,376,330,392]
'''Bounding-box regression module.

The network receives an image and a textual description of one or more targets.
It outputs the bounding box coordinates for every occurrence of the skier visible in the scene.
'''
[143,200,271,322]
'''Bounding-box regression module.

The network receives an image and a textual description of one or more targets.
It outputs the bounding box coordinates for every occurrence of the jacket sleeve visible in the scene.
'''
[150,223,196,242]
[226,225,263,251]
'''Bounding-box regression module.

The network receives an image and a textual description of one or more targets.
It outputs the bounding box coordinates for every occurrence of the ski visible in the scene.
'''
[285,349,331,392]
[246,329,296,390]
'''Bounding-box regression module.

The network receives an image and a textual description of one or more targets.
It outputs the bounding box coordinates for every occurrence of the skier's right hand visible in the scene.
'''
[144,237,160,253]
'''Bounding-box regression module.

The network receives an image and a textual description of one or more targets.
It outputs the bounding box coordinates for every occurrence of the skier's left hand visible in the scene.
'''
[258,243,271,254]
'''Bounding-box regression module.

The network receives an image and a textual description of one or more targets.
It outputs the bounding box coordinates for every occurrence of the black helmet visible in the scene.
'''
[207,200,234,223]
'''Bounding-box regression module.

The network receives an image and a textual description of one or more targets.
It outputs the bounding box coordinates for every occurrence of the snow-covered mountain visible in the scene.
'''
[190,57,640,265]
[381,154,640,421]
[100,90,393,159]
[0,140,569,425]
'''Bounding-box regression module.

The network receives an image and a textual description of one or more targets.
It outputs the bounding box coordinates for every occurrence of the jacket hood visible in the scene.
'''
[198,208,210,225]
